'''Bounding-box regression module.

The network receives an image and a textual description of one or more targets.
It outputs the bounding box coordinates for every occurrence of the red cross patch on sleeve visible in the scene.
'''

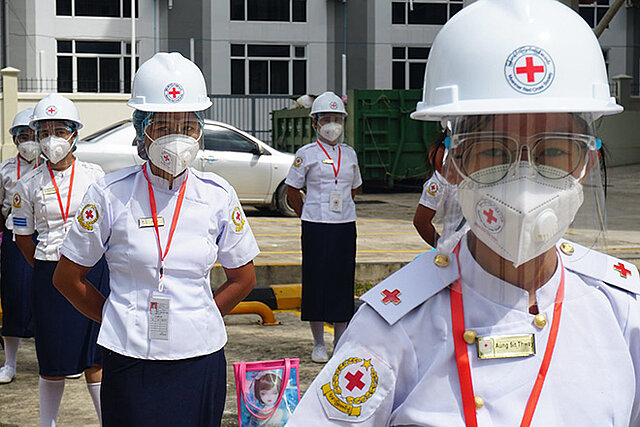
[77,203,101,232]
[231,206,245,232]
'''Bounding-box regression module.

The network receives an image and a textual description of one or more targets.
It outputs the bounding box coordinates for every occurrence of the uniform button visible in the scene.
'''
[434,254,450,267]
[474,396,484,409]
[559,242,574,256]
[533,314,547,329]
[463,329,477,344]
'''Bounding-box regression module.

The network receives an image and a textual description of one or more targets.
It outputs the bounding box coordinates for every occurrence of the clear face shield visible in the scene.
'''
[143,112,204,176]
[314,113,345,144]
[439,113,606,268]
[35,121,77,164]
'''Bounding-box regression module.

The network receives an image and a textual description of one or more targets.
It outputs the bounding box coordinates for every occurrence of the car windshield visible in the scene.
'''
[81,120,131,143]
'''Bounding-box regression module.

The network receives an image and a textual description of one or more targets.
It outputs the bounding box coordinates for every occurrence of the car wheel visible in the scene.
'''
[275,183,298,217]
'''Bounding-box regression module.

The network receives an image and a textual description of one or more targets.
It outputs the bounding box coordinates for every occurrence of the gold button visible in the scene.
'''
[434,254,450,267]
[559,242,574,256]
[463,329,477,344]
[533,314,547,329]
[474,396,484,409]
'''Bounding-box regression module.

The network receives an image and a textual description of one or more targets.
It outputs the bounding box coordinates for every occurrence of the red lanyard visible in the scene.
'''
[47,159,75,223]
[17,156,38,180]
[450,243,565,427]
[316,141,341,184]
[142,165,188,292]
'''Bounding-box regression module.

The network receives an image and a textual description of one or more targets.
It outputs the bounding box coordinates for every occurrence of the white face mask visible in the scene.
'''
[457,163,584,267]
[147,134,199,176]
[40,136,72,164]
[17,141,39,162]
[318,122,343,143]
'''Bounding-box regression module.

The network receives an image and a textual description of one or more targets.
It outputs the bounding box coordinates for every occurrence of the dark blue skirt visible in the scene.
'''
[32,257,110,377]
[301,221,356,322]
[101,348,226,427]
[1,227,35,338]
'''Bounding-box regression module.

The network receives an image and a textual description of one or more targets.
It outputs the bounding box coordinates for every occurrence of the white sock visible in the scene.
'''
[39,377,65,427]
[87,382,102,426]
[310,321,325,347]
[333,322,348,347]
[2,336,20,369]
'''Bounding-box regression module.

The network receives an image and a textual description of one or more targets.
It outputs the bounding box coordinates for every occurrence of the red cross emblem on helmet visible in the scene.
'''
[504,46,555,95]
[330,101,338,109]
[164,83,184,103]
[46,105,57,116]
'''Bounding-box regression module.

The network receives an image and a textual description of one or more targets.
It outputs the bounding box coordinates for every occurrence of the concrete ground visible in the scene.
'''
[0,164,639,426]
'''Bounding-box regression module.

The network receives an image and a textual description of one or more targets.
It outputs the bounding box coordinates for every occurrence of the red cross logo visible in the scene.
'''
[235,211,241,221]
[614,262,632,278]
[516,57,545,83]
[344,370,365,392]
[483,209,497,224]
[164,83,184,103]
[150,302,158,310]
[84,209,94,220]
[168,87,181,98]
[46,106,57,115]
[13,194,19,203]
[163,154,171,163]
[330,101,338,109]
[381,288,401,305]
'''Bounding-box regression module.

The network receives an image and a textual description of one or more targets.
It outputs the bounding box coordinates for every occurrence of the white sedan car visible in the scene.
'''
[75,119,297,216]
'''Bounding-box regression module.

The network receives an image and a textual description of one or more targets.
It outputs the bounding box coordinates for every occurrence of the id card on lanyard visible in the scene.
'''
[142,165,188,341]
[317,141,343,212]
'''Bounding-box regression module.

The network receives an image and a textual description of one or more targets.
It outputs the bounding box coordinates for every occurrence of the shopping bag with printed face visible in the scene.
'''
[233,358,300,427]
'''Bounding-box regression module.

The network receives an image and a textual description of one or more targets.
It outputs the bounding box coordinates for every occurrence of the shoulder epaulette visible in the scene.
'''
[360,251,460,325]
[558,239,640,295]
[190,168,230,193]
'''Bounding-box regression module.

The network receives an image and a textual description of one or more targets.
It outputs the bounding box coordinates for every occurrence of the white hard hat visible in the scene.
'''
[128,52,212,112]
[9,108,34,135]
[30,93,83,129]
[411,0,622,121]
[310,91,347,117]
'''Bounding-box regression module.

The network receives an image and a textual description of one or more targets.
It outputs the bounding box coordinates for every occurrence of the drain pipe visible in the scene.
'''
[1,0,8,68]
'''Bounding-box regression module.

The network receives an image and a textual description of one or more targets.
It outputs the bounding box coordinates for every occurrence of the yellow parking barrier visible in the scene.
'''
[228,301,281,326]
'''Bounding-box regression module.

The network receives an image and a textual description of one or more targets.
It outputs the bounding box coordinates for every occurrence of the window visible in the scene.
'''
[392,1,462,25]
[56,0,138,18]
[230,44,307,95]
[392,47,430,90]
[230,0,306,22]
[57,40,139,93]
[579,0,609,28]
[204,126,258,153]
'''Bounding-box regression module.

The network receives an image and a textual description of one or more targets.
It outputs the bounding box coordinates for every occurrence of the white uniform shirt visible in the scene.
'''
[285,141,362,223]
[287,236,640,426]
[12,160,104,260]
[0,155,39,229]
[60,164,260,360]
[419,170,464,241]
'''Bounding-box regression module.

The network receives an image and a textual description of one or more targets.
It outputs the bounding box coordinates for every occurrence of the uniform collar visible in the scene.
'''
[317,139,340,150]
[143,162,188,191]
[458,233,562,313]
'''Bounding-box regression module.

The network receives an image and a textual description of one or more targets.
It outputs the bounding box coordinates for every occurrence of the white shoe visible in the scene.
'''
[311,345,329,363]
[65,372,83,379]
[0,365,16,384]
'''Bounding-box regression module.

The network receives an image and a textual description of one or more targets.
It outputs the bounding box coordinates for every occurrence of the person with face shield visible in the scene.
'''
[285,92,363,363]
[11,94,108,426]
[53,52,259,426]
[286,0,640,425]
[0,108,40,384]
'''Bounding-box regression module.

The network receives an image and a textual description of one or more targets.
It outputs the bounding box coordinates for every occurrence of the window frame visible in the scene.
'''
[578,0,609,28]
[391,46,430,90]
[229,0,307,23]
[391,0,463,25]
[56,0,139,18]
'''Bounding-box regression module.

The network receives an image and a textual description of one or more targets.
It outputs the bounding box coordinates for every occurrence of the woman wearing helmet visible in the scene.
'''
[12,94,108,426]
[287,0,640,425]
[0,108,40,384]
[53,52,259,426]
[285,91,363,363]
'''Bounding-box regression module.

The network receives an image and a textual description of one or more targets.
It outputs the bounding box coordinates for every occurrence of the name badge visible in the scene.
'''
[148,294,170,340]
[322,159,334,164]
[138,216,165,228]
[42,187,57,195]
[476,334,535,359]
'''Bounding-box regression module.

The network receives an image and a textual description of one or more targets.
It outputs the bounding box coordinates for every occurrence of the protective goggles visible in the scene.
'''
[143,113,204,141]
[13,126,35,143]
[446,132,601,184]
[34,124,75,141]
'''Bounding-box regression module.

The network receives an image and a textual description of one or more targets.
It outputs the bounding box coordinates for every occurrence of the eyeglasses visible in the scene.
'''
[144,117,203,140]
[14,128,35,143]
[36,126,74,141]
[450,132,599,184]
[317,115,344,126]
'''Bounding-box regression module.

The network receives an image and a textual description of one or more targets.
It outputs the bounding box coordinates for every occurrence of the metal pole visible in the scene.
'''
[342,0,347,97]
[594,0,627,38]
[131,0,136,87]
[2,0,8,68]
[190,38,195,62]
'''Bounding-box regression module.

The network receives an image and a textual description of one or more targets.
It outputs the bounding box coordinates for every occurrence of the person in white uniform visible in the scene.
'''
[413,131,464,249]
[286,92,363,363]
[0,108,40,384]
[12,94,108,426]
[286,0,640,425]
[53,52,260,427]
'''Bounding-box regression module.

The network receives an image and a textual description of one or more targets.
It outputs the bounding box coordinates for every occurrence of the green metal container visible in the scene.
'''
[271,89,440,188]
